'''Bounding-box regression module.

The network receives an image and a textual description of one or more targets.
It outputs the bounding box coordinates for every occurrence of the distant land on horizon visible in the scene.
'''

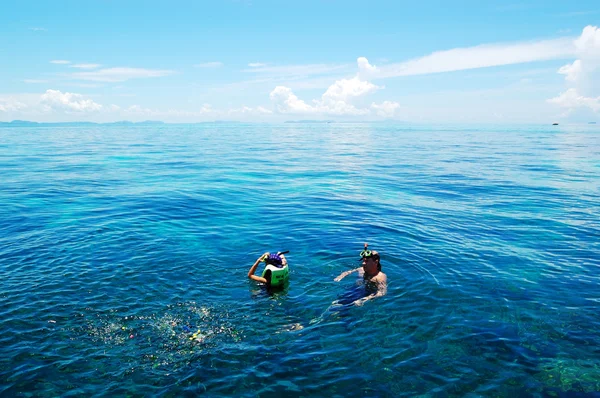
[0,120,597,127]
[0,119,398,127]
[0,120,256,127]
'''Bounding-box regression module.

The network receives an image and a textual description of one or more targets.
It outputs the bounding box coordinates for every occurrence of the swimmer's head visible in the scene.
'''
[264,253,283,267]
[360,243,380,261]
[360,244,381,271]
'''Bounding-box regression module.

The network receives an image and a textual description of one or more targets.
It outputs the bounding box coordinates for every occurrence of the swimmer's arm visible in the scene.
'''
[334,267,361,282]
[354,274,387,306]
[248,252,269,283]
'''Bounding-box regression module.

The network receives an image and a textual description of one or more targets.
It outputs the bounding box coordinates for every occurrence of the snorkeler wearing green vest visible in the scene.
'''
[334,243,387,306]
[248,251,289,287]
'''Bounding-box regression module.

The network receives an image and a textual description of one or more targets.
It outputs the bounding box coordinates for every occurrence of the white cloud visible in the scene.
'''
[558,60,582,82]
[269,86,316,113]
[371,101,401,117]
[70,63,102,69]
[321,76,380,103]
[547,88,600,112]
[0,91,270,122]
[71,67,175,82]
[23,79,48,84]
[119,103,272,120]
[357,57,378,80]
[319,76,380,115]
[549,25,600,114]
[29,27,46,32]
[40,89,103,112]
[372,37,576,78]
[0,97,27,112]
[248,62,266,67]
[574,25,600,58]
[50,60,70,64]
[194,62,223,68]
[268,83,373,116]
[269,59,384,116]
[267,32,581,119]
[269,76,380,116]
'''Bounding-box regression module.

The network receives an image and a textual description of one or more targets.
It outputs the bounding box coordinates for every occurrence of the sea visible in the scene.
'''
[1,122,599,397]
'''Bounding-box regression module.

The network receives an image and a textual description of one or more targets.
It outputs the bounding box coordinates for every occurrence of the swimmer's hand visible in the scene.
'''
[353,297,367,306]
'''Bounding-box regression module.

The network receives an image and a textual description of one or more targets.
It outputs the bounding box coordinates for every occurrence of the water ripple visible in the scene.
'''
[1,124,599,396]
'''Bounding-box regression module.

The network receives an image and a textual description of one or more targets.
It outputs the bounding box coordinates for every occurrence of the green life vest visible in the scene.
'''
[262,264,289,287]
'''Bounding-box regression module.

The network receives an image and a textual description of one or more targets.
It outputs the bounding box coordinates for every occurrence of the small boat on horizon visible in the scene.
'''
[552,122,559,125]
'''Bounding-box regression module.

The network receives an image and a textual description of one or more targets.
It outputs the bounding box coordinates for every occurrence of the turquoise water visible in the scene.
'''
[1,123,599,396]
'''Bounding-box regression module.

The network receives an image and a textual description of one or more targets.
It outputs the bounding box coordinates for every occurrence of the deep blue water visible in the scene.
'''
[1,123,599,397]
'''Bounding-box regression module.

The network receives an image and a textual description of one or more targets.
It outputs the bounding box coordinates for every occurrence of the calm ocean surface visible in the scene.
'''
[1,123,599,397]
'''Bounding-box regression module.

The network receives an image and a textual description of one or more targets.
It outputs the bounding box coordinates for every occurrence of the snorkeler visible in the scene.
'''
[248,251,289,288]
[334,243,387,306]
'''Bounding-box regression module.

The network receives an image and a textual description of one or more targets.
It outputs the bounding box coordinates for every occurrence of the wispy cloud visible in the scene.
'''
[248,62,266,67]
[29,27,46,32]
[267,32,581,119]
[23,79,49,84]
[50,60,71,64]
[67,83,104,88]
[70,67,175,82]
[242,63,351,78]
[362,37,577,79]
[194,62,223,68]
[70,63,102,69]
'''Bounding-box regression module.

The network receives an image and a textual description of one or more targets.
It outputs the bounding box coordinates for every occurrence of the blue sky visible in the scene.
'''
[1,0,599,123]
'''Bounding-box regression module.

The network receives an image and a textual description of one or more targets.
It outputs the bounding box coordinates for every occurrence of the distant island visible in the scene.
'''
[589,122,597,124]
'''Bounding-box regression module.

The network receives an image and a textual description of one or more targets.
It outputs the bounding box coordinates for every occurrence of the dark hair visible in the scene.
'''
[372,251,381,272]
[363,251,382,271]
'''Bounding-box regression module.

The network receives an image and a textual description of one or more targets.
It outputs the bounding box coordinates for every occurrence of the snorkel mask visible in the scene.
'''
[359,243,379,262]
[360,243,373,259]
